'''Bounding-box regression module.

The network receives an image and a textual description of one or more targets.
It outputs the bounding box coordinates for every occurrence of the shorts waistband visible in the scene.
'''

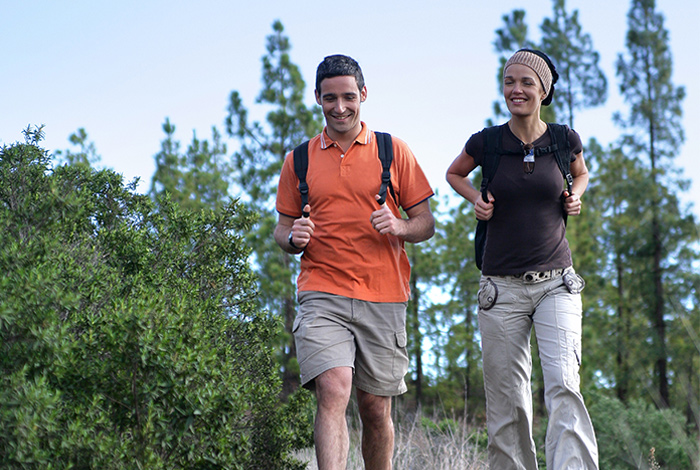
[499,268,565,284]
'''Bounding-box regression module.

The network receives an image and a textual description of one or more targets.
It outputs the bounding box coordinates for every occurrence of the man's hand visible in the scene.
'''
[370,195,405,237]
[290,204,314,248]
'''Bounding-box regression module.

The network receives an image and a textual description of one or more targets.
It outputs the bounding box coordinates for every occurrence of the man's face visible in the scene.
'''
[315,75,366,141]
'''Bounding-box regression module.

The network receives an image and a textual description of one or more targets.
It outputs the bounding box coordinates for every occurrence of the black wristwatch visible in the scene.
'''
[288,231,301,250]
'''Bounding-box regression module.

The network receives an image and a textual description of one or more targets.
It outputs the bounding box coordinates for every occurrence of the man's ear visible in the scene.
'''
[360,86,367,102]
[315,89,321,105]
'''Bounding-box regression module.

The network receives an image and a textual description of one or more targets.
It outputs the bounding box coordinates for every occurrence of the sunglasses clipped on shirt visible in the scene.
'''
[523,143,535,174]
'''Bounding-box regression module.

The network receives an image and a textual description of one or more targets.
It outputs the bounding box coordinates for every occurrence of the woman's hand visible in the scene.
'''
[563,191,582,216]
[475,192,495,221]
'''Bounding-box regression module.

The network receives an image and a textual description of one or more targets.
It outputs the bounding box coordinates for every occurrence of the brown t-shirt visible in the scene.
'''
[276,123,434,302]
[466,123,583,276]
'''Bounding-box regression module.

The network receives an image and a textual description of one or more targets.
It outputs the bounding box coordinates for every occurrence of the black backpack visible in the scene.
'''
[474,123,573,270]
[292,132,395,217]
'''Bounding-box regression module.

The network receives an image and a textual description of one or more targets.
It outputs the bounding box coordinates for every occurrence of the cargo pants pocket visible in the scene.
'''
[478,277,499,310]
[563,271,585,294]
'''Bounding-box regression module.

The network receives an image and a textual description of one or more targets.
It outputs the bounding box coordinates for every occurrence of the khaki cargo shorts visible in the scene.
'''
[293,291,409,396]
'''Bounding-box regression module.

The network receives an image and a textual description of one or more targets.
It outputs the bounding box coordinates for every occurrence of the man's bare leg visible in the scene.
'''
[357,389,394,470]
[314,367,353,470]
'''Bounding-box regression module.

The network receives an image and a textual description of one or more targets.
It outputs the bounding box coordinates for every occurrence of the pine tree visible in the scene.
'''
[614,0,691,408]
[423,197,483,416]
[402,198,444,409]
[55,127,101,168]
[225,20,323,396]
[490,10,534,124]
[540,0,607,128]
[491,1,609,128]
[150,118,231,212]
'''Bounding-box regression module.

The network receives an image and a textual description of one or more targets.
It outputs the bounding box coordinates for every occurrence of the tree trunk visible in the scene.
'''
[465,304,472,406]
[281,252,299,398]
[616,254,629,402]
[649,110,670,408]
[410,278,423,407]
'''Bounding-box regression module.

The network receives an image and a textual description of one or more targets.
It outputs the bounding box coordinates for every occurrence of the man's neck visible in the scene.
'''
[326,124,363,152]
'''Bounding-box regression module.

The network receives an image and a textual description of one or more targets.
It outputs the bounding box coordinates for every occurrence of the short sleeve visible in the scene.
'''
[275,151,302,218]
[567,126,583,161]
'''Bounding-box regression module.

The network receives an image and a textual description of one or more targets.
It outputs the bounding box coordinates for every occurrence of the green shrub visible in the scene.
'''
[0,128,309,469]
[588,393,698,469]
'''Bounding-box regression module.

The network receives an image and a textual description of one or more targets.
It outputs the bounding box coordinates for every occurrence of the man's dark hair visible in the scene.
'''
[315,54,365,93]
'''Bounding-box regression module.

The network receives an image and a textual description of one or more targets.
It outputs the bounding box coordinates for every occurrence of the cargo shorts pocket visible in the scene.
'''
[478,278,498,310]
[392,330,409,380]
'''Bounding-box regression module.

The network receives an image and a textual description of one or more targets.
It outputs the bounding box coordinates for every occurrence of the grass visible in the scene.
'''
[293,409,489,469]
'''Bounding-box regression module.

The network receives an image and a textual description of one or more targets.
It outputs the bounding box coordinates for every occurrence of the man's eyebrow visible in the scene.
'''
[322,91,358,99]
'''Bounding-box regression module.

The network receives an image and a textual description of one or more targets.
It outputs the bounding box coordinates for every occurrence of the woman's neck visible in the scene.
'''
[507,116,547,145]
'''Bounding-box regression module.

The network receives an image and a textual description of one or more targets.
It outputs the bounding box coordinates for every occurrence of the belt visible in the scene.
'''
[512,268,564,284]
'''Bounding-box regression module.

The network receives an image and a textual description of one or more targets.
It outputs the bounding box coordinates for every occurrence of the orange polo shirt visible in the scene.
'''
[276,123,434,303]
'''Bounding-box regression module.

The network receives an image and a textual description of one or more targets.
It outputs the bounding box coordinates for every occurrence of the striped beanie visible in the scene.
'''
[504,50,553,95]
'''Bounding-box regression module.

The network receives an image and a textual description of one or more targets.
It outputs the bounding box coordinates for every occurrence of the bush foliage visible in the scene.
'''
[0,127,312,469]
[587,393,698,469]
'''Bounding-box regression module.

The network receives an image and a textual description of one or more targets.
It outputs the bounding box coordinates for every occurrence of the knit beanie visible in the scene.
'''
[504,50,553,95]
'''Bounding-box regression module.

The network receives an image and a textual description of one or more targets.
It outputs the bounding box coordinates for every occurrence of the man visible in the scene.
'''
[274,54,435,470]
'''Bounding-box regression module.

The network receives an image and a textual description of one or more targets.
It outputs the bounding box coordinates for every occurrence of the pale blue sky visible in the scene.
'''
[2,0,698,217]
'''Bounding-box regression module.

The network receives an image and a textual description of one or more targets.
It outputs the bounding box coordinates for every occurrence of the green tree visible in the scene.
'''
[225,20,323,395]
[54,127,101,167]
[490,9,534,124]
[614,0,693,408]
[0,127,311,469]
[417,197,483,417]
[560,138,609,396]
[585,142,655,402]
[491,1,608,128]
[540,0,607,128]
[150,118,231,212]
[401,198,444,409]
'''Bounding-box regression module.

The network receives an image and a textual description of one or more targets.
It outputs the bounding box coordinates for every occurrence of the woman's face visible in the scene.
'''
[503,64,547,118]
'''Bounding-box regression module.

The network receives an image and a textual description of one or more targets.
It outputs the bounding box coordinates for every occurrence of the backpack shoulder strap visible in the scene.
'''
[374,131,396,206]
[537,123,573,193]
[293,133,396,215]
[474,125,504,270]
[293,140,310,217]
[480,125,504,202]
[539,123,573,225]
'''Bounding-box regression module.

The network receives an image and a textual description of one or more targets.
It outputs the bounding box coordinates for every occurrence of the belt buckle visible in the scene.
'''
[523,268,565,283]
[523,269,553,283]
[523,271,543,283]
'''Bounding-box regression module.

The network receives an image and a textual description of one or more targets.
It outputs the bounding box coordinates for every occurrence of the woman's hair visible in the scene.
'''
[315,54,365,94]
[504,48,559,106]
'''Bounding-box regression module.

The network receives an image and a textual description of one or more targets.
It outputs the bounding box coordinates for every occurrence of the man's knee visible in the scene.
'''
[357,392,392,426]
[315,367,353,410]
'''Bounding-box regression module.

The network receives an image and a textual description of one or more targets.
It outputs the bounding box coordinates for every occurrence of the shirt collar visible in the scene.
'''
[320,122,371,149]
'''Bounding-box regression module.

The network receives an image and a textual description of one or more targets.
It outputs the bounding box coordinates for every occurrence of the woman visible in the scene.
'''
[446,49,599,469]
